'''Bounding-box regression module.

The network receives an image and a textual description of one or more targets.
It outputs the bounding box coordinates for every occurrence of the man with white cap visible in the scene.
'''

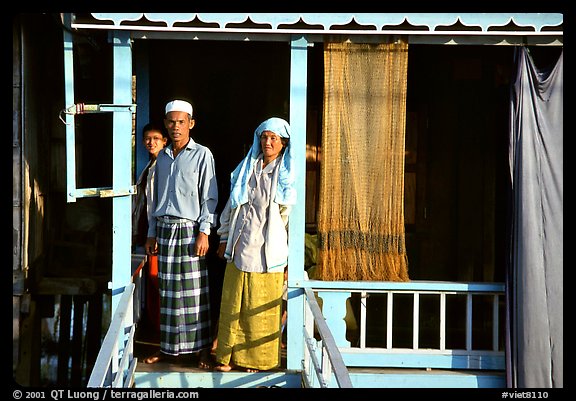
[144,99,218,369]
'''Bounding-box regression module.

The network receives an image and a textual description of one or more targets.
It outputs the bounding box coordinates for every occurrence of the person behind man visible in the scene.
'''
[144,99,219,369]
[214,117,296,373]
[132,122,169,341]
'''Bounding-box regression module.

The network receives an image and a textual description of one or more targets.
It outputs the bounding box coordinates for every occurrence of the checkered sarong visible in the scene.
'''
[156,216,211,355]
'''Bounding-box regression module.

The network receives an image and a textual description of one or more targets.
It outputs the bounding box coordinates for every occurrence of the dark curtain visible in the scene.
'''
[507,47,563,388]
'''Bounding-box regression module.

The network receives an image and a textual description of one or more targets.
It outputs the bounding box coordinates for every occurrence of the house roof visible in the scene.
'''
[71,13,561,33]
[69,13,563,46]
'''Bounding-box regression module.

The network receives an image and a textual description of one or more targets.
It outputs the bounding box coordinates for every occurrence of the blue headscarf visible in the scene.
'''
[229,117,296,209]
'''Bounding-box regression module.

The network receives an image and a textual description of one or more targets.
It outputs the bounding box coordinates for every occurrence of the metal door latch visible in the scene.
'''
[59,103,136,124]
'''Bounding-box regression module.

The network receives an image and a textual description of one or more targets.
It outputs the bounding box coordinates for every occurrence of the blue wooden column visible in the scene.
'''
[287,35,308,371]
[62,14,77,203]
[110,31,134,315]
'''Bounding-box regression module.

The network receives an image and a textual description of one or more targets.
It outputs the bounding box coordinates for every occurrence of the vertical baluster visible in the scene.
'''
[360,291,367,349]
[439,293,446,350]
[413,292,420,350]
[386,292,393,349]
[466,293,473,351]
[303,294,313,382]
[492,294,499,351]
[321,347,331,387]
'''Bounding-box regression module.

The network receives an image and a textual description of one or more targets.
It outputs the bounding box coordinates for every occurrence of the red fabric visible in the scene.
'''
[146,255,160,334]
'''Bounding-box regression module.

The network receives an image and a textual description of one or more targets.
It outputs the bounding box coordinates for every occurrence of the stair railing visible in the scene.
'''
[302,287,353,388]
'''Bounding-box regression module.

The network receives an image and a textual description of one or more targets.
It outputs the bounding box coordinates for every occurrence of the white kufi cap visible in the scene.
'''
[165,100,193,116]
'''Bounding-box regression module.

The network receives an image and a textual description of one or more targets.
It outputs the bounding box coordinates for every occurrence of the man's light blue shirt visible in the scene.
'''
[147,138,218,236]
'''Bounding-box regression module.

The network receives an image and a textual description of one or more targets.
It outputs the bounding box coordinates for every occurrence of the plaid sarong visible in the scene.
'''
[156,216,211,355]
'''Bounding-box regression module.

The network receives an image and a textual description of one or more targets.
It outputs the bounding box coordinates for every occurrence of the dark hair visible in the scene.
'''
[142,122,167,139]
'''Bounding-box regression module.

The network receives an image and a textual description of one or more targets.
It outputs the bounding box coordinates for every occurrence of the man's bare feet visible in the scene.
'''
[197,349,213,370]
[144,351,166,364]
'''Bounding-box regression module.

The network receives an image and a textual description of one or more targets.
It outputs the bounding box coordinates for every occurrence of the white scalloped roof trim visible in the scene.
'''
[86,13,563,33]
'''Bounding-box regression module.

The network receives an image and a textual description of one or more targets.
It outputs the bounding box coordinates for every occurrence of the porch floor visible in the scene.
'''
[133,338,288,374]
[133,336,299,388]
[133,336,504,389]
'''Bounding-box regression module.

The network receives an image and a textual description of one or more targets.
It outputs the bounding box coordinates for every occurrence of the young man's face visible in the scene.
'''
[143,130,167,157]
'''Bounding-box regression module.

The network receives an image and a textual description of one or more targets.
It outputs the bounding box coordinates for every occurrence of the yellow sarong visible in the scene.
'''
[215,263,284,371]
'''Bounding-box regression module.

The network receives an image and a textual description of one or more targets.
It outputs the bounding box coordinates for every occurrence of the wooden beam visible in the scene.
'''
[57,295,72,386]
[14,294,41,386]
[36,278,100,295]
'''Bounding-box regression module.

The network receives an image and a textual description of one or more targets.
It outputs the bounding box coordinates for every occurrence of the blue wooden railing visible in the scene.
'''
[87,258,504,388]
[300,280,505,372]
[87,254,146,388]
[87,282,137,387]
[302,287,352,388]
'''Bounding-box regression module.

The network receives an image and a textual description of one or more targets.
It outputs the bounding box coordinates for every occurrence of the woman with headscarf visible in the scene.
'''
[214,117,296,372]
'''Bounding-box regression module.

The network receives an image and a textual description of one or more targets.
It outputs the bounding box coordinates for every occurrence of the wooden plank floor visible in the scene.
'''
[133,320,287,374]
[134,332,286,373]
[132,320,504,388]
[133,337,297,388]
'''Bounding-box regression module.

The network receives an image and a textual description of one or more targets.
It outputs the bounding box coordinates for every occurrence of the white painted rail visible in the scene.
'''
[90,274,504,388]
[302,287,353,388]
[87,283,136,388]
[297,280,506,371]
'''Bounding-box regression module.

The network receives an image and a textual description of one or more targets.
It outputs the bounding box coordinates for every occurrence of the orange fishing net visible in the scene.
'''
[316,40,410,282]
